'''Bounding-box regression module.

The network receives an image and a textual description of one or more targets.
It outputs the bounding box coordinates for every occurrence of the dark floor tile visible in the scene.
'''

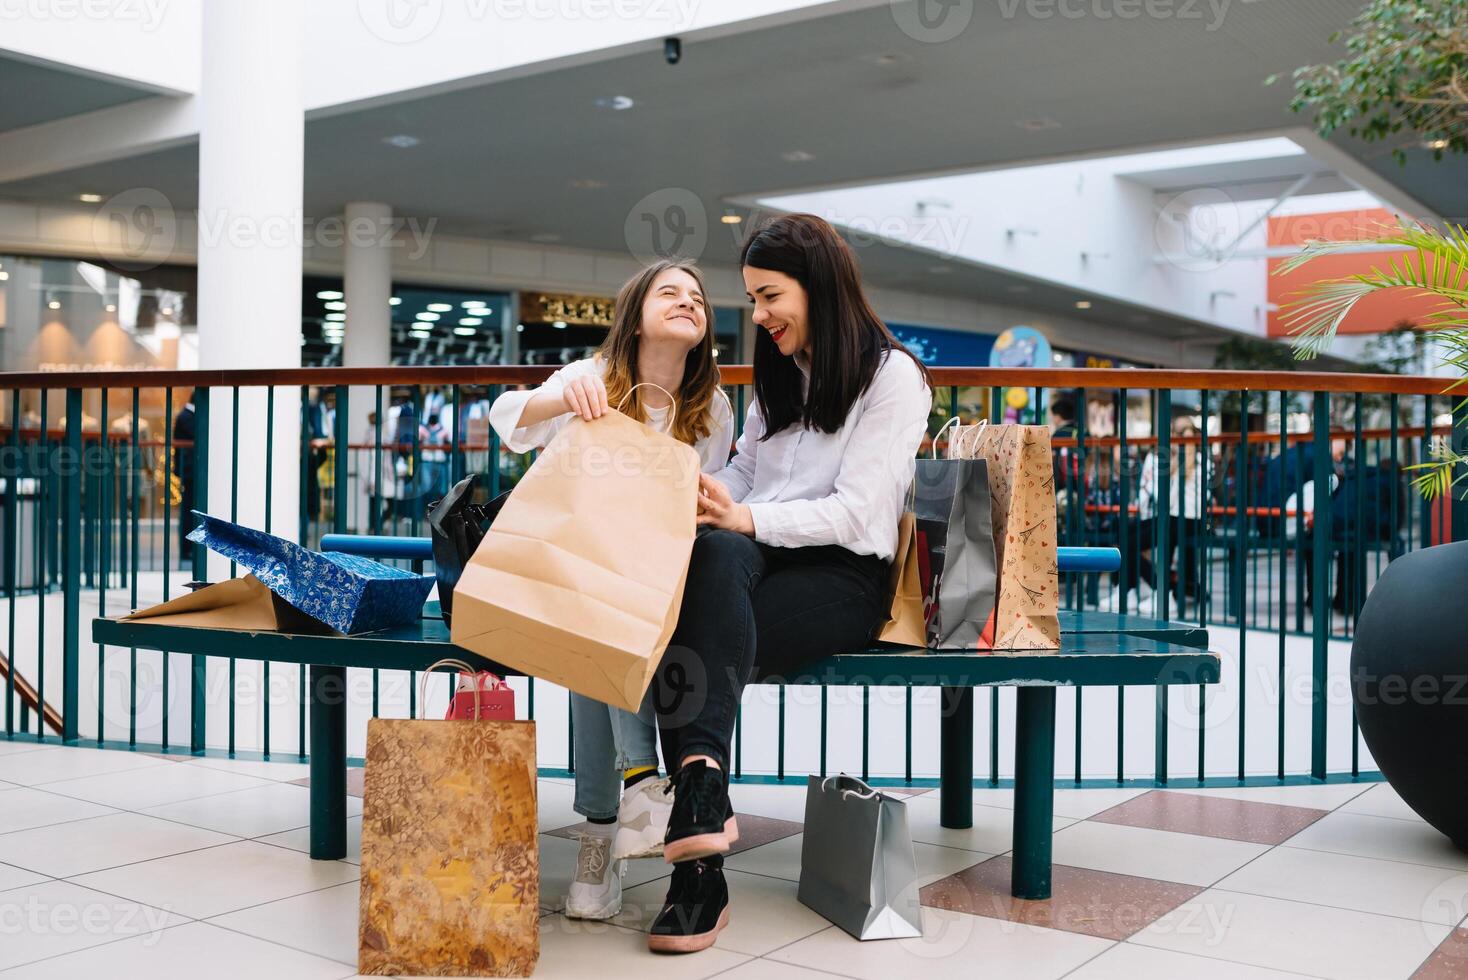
[920,854,1202,941]
[1415,928,1468,980]
[1089,790,1328,844]
[287,767,364,798]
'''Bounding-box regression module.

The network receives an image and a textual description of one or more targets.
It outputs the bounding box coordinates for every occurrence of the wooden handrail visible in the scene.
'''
[0,651,63,736]
[0,365,1461,396]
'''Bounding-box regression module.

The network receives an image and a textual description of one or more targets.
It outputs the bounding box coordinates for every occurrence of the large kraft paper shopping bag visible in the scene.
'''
[359,665,538,976]
[450,410,701,712]
[949,424,1060,650]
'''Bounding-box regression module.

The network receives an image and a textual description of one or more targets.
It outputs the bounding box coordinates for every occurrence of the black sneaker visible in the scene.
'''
[663,760,732,864]
[647,856,730,953]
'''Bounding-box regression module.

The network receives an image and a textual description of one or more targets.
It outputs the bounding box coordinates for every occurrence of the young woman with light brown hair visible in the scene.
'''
[488,258,735,921]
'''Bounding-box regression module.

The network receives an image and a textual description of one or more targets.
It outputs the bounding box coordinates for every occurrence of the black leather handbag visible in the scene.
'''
[425,474,510,627]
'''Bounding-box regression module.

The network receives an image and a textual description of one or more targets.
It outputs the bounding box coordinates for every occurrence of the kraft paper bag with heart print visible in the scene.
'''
[450,409,701,713]
[948,424,1061,650]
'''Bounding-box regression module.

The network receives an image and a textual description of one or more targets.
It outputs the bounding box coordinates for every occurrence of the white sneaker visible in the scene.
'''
[564,826,623,920]
[612,776,673,860]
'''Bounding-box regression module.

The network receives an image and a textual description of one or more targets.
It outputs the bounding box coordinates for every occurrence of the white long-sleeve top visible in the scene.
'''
[713,350,932,561]
[487,356,736,474]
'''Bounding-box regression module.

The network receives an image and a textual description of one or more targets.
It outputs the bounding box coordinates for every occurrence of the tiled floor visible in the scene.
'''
[1,742,1466,979]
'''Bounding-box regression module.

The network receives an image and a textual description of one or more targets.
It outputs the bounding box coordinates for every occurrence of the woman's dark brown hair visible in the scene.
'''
[740,213,930,438]
[598,258,722,447]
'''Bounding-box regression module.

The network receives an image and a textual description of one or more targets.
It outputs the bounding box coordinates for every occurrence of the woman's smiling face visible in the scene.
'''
[640,267,707,345]
[743,266,809,357]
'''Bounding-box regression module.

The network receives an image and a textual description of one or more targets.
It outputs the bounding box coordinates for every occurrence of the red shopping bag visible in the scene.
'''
[446,670,516,721]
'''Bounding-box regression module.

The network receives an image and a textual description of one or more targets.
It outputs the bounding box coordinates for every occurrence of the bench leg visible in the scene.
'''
[308,664,348,861]
[1012,686,1056,900]
[939,686,974,830]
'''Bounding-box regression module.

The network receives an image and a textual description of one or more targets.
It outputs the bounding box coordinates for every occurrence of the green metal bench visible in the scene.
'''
[91,608,1216,900]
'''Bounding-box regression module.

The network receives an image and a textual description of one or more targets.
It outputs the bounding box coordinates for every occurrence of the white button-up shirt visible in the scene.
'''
[488,356,736,474]
[714,350,932,561]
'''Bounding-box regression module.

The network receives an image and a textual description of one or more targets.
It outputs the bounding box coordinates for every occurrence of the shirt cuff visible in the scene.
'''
[745,501,782,547]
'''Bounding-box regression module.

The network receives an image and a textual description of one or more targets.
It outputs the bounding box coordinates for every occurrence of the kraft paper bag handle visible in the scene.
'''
[822,773,880,802]
[617,382,678,422]
[416,657,481,720]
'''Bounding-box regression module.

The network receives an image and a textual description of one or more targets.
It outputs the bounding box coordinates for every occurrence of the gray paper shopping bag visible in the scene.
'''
[797,775,922,941]
[913,455,996,647]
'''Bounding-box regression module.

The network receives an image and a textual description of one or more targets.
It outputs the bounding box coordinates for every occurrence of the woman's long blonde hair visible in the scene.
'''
[599,259,723,447]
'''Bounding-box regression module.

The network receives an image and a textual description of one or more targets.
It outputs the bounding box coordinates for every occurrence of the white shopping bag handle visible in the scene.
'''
[617,382,678,422]
[931,416,986,459]
[821,773,880,802]
[417,657,480,719]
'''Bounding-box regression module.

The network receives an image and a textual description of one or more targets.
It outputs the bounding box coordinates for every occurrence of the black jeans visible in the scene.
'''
[651,528,889,774]
[1121,516,1200,598]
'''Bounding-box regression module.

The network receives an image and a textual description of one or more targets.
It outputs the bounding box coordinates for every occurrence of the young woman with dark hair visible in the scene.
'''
[646,214,933,953]
[489,259,735,922]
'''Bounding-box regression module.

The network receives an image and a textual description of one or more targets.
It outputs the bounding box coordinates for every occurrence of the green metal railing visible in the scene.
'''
[1,365,1463,790]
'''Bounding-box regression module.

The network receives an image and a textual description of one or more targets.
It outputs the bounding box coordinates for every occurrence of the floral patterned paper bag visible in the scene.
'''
[949,424,1061,650]
[359,663,538,977]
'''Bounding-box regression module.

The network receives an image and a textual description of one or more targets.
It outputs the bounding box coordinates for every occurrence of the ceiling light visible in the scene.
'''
[383,134,421,148]
[0,271,9,281]
[48,300,60,310]
[160,306,174,316]
[453,326,477,336]
[570,178,607,190]
[427,302,453,312]
[461,300,486,308]
[388,296,401,306]
[1424,137,1451,151]
[105,304,116,313]
[323,301,347,311]
[416,311,440,322]
[721,214,742,225]
[552,320,568,330]
[1015,118,1062,131]
[1075,301,1092,310]
[325,313,346,322]
[317,290,343,300]
[516,324,525,332]
[459,317,483,326]
[410,328,431,338]
[593,95,634,111]
[78,193,103,203]
[782,150,815,163]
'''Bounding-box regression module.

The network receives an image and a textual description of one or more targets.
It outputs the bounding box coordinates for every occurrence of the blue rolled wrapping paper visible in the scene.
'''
[185,511,434,634]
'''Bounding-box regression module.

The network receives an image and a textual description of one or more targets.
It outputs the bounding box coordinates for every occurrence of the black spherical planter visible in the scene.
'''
[1352,540,1468,849]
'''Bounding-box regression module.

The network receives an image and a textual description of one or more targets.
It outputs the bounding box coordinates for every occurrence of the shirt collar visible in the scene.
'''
[793,351,812,377]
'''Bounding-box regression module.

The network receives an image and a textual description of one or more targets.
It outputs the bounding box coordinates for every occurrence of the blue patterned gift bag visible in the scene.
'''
[186,512,434,634]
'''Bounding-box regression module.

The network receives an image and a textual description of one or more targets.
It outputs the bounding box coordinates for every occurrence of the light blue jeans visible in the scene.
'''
[570,690,659,821]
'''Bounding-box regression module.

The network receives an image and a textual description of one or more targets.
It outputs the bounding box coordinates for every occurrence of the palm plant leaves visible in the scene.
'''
[1281,216,1468,498]
[1280,217,1468,360]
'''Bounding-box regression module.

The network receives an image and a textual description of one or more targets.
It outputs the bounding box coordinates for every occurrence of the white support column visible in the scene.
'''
[195,0,305,754]
[343,201,394,532]
[196,0,304,543]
